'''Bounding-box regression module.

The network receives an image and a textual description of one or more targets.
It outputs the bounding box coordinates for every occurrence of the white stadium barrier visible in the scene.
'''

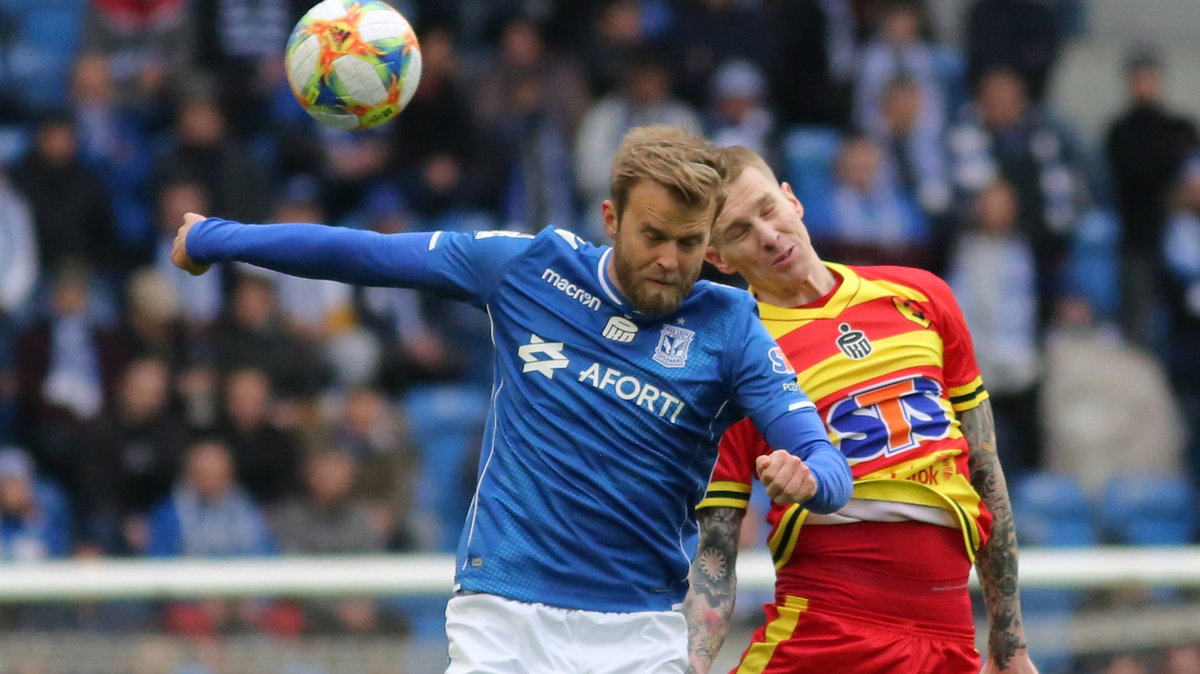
[0,547,1197,602]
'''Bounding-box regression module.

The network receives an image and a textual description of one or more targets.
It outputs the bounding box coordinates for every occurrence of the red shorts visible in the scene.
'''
[730,521,980,674]
[728,596,980,674]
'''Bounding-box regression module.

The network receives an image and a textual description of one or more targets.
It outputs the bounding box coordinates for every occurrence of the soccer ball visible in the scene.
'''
[284,0,422,130]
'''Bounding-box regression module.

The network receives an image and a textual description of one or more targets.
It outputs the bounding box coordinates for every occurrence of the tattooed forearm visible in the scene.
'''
[962,399,1027,668]
[681,507,744,674]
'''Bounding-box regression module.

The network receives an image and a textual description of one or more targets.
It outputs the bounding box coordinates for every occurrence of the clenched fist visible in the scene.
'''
[756,449,819,505]
[172,212,212,276]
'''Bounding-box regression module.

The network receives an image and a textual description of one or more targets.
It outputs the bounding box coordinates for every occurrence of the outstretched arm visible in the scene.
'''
[174,213,438,287]
[174,213,533,304]
[962,399,1038,674]
[682,506,745,674]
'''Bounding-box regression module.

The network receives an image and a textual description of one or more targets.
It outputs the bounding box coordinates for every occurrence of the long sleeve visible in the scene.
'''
[760,408,853,514]
[187,218,437,288]
[187,218,534,305]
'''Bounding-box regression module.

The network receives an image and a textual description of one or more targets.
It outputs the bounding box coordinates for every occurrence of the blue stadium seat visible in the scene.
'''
[402,383,491,552]
[394,384,489,644]
[1065,208,1120,320]
[781,126,841,234]
[1012,472,1096,674]
[1013,472,1097,548]
[1099,473,1196,545]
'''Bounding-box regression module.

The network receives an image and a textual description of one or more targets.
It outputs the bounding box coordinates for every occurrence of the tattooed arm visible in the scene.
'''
[962,399,1039,674]
[682,506,745,674]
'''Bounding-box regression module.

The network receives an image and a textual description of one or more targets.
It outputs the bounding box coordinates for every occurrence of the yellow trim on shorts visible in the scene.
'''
[735,596,809,674]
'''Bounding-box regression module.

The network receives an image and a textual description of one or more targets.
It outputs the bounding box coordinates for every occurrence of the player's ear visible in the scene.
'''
[781,182,805,219]
[601,200,619,241]
[705,245,736,275]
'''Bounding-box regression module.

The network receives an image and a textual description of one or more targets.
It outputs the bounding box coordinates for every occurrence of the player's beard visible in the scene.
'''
[612,251,699,317]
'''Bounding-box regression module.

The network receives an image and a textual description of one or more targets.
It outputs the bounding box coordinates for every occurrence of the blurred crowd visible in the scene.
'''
[0,0,1197,666]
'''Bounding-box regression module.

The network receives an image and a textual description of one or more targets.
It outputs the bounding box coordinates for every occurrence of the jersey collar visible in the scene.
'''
[754,262,862,320]
[596,248,626,308]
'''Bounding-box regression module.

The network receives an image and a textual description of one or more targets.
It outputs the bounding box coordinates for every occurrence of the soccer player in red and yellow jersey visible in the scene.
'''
[681,146,1037,674]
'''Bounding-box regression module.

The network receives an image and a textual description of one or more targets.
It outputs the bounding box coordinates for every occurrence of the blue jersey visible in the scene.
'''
[188,220,852,613]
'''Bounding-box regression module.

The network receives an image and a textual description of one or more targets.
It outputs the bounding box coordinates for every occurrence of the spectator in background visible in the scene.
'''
[762,0,858,127]
[965,0,1062,102]
[99,269,190,380]
[210,273,328,403]
[349,186,462,392]
[68,53,156,262]
[147,440,299,636]
[271,446,386,633]
[0,447,69,562]
[948,67,1086,312]
[387,25,475,187]
[577,0,652,97]
[575,51,701,237]
[814,134,931,268]
[152,86,270,223]
[854,0,947,142]
[213,367,300,506]
[1040,296,1186,495]
[190,0,292,138]
[1163,159,1200,489]
[706,59,776,164]
[78,356,186,554]
[9,112,117,274]
[1105,48,1199,350]
[328,387,414,549]
[672,0,770,106]
[874,77,953,266]
[0,168,37,439]
[472,15,586,232]
[80,0,191,109]
[948,180,1041,473]
[153,179,224,330]
[14,264,107,485]
[0,169,37,321]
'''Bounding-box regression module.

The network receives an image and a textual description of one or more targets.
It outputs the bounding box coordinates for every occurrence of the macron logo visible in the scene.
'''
[518,335,569,379]
[542,268,602,311]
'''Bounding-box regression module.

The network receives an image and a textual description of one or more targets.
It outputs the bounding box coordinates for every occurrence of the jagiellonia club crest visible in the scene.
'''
[836,323,872,360]
[653,324,694,368]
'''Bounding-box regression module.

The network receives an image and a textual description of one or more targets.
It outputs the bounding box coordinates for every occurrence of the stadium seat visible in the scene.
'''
[1011,472,1097,674]
[1099,473,1196,545]
[393,384,489,644]
[781,126,841,234]
[402,383,491,552]
[1066,208,1121,320]
[1013,472,1098,548]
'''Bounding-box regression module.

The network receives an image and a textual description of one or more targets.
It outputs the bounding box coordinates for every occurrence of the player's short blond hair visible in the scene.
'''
[715,145,778,185]
[609,125,726,226]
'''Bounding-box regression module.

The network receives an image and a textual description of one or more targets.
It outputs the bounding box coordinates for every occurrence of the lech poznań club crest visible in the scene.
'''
[653,324,694,368]
[836,323,872,360]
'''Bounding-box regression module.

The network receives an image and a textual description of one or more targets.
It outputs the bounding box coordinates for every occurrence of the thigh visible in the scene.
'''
[578,609,687,674]
[444,593,572,674]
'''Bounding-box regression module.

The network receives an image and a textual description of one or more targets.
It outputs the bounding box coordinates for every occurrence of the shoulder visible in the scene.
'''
[854,264,953,301]
[690,280,756,313]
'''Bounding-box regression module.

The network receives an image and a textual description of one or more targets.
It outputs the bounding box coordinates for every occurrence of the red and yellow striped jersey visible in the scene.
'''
[700,263,993,573]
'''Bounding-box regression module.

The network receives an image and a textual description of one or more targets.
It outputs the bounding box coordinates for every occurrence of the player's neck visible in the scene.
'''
[757,261,838,309]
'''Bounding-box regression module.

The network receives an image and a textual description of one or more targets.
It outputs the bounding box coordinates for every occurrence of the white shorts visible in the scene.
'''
[444,592,687,674]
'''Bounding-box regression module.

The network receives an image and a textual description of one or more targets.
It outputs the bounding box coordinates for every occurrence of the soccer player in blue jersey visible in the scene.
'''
[172,125,852,673]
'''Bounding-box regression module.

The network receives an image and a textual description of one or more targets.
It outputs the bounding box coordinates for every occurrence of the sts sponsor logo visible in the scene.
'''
[825,375,953,462]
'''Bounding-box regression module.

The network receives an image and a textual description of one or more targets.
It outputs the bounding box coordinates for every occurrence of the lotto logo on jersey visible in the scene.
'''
[518,335,569,379]
[825,375,953,463]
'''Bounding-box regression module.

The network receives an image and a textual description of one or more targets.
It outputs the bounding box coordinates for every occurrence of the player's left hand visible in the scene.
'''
[172,212,211,276]
[981,650,1038,674]
[756,449,818,505]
